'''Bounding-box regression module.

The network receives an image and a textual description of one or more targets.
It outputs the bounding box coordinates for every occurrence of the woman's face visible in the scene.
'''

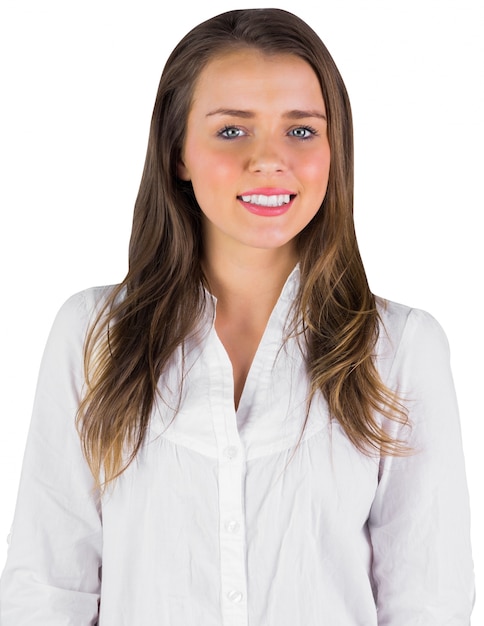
[178,48,331,260]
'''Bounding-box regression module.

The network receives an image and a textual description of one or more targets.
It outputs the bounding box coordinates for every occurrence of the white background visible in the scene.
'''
[0,0,482,620]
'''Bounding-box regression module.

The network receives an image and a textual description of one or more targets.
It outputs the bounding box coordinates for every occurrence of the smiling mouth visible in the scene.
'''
[237,193,295,207]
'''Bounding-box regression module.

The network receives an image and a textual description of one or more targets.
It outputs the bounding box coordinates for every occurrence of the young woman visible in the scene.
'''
[0,8,474,625]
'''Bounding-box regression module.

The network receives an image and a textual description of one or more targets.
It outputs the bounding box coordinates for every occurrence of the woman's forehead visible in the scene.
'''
[189,49,325,115]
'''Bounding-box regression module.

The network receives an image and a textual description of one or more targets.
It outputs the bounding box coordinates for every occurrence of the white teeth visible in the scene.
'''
[240,194,291,206]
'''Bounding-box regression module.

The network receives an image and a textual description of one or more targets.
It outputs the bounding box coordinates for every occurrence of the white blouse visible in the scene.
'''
[0,268,474,625]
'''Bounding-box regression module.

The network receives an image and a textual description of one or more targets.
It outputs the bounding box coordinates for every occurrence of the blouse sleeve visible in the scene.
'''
[0,291,102,625]
[369,308,475,625]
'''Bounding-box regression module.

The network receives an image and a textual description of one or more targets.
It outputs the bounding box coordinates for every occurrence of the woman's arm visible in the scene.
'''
[369,308,474,624]
[0,292,103,625]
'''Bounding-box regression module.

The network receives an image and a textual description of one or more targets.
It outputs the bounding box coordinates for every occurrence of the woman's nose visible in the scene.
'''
[247,138,287,174]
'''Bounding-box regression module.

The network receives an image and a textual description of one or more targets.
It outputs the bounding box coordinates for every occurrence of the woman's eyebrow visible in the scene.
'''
[284,109,327,121]
[206,108,326,120]
[206,108,254,118]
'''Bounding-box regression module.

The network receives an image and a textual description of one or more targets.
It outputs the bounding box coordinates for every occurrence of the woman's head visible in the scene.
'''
[130,9,354,275]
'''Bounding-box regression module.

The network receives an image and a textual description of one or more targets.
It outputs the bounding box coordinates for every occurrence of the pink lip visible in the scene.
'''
[237,194,295,218]
[239,187,296,196]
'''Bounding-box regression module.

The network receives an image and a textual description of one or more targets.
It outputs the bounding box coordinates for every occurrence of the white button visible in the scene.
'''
[223,446,238,460]
[225,520,240,533]
[227,590,243,603]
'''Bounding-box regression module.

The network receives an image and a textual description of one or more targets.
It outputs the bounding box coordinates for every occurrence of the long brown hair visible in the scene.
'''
[77,8,408,488]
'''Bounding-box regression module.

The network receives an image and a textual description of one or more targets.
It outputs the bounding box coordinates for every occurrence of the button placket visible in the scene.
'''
[208,332,248,625]
[218,445,247,623]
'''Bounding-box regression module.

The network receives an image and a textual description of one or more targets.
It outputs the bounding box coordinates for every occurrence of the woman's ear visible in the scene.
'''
[177,159,190,181]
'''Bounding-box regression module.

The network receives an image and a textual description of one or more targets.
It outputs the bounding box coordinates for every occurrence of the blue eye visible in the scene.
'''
[217,126,245,139]
[289,126,318,140]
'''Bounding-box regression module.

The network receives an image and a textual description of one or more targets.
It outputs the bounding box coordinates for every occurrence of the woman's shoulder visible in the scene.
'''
[374,296,450,379]
[58,284,120,315]
[375,295,447,340]
[48,284,122,340]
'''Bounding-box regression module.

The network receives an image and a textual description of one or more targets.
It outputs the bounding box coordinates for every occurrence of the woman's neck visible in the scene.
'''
[203,244,297,410]
[203,245,297,313]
